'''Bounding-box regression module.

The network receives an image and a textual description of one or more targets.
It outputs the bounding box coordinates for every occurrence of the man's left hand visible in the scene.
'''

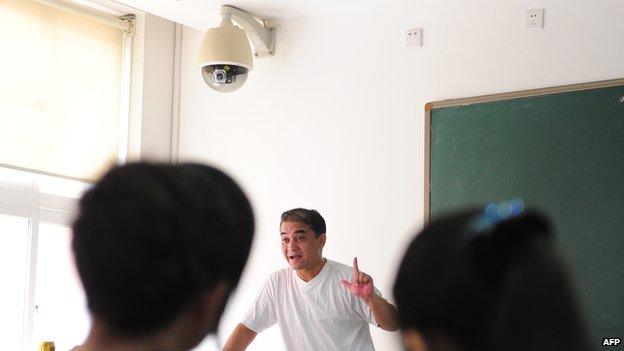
[341,257,374,303]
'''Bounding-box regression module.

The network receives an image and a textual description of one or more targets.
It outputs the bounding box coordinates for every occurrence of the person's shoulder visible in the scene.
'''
[266,266,293,285]
[325,259,352,278]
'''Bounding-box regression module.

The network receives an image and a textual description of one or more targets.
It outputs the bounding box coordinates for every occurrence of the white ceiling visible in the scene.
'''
[110,0,373,30]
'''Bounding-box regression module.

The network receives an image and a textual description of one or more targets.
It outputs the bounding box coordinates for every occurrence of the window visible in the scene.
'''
[0,166,91,350]
[0,0,135,349]
[33,222,90,351]
[0,214,30,351]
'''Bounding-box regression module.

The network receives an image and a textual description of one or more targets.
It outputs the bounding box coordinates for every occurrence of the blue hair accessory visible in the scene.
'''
[467,198,525,234]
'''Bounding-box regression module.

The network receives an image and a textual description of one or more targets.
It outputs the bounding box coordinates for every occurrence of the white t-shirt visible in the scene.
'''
[242,259,381,351]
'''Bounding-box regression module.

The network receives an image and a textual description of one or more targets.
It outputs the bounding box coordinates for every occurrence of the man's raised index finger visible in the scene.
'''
[353,257,359,273]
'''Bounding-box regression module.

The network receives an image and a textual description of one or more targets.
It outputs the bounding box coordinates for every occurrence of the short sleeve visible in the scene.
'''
[241,279,278,333]
[353,286,383,327]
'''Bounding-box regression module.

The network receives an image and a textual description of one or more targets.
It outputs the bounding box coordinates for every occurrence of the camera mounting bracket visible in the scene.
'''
[221,5,275,57]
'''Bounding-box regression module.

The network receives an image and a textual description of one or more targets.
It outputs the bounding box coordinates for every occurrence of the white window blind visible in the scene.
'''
[0,0,124,181]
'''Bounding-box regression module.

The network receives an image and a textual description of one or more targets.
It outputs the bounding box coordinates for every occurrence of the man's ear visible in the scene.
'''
[402,329,428,351]
[319,233,326,248]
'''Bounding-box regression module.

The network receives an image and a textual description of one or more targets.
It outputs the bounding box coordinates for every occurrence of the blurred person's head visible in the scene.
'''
[393,201,591,351]
[72,162,254,350]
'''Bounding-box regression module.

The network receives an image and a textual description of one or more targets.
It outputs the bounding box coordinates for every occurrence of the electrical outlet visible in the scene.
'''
[406,28,423,47]
[526,9,544,29]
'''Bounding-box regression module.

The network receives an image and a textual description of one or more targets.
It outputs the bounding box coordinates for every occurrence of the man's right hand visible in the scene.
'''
[222,323,257,351]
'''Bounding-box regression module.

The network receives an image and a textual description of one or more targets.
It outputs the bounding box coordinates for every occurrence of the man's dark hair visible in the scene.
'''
[72,162,254,336]
[280,208,326,237]
[393,208,592,351]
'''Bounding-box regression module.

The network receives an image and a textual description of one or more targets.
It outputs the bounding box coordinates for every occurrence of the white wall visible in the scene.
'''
[138,14,176,161]
[127,13,179,162]
[178,1,624,350]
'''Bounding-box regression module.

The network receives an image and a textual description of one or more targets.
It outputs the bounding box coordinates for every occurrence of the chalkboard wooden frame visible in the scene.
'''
[423,78,624,222]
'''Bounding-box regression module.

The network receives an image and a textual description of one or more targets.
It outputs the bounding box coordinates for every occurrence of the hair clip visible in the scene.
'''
[467,198,525,235]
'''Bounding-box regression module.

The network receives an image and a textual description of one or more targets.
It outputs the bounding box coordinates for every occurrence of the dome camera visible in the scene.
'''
[198,6,275,93]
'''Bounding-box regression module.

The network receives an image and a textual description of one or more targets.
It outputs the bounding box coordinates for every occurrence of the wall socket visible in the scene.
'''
[526,9,544,29]
[406,28,423,47]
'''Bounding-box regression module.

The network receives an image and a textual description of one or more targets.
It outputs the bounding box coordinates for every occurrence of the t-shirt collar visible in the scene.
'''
[293,258,329,288]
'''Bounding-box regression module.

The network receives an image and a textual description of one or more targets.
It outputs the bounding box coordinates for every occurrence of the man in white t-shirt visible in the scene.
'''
[223,208,399,351]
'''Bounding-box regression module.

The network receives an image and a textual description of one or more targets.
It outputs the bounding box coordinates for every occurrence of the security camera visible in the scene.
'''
[198,6,275,93]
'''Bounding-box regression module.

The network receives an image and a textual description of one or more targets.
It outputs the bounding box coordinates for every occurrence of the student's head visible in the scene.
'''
[279,208,326,270]
[393,203,591,351]
[72,162,254,348]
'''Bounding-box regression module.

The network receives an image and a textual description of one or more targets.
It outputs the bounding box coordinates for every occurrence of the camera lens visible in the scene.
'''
[212,68,228,84]
[202,65,248,92]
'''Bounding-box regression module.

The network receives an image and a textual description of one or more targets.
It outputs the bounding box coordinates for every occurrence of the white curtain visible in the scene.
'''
[0,0,123,181]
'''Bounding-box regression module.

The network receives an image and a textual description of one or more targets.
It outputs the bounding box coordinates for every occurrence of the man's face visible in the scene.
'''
[280,221,325,270]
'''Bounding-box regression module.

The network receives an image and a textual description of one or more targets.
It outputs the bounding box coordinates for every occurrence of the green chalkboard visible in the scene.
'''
[426,79,624,349]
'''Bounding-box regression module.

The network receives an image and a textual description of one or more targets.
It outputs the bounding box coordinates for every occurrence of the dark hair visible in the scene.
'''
[393,208,591,351]
[72,162,254,336]
[280,208,326,237]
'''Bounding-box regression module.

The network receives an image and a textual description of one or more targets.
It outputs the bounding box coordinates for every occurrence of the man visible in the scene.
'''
[70,162,254,351]
[223,208,399,351]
